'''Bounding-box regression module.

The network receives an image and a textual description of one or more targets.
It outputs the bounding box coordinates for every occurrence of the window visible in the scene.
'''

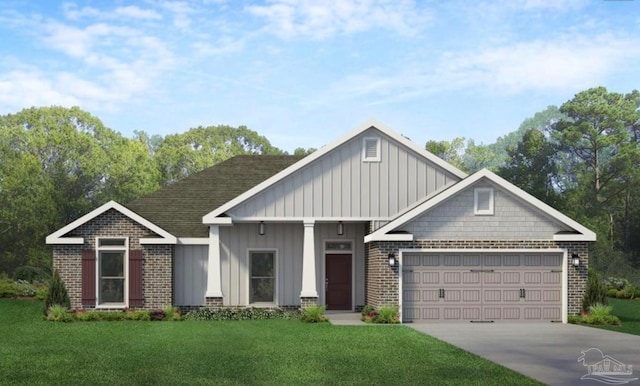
[325,241,353,251]
[249,251,276,303]
[362,137,381,162]
[474,188,494,215]
[97,238,128,306]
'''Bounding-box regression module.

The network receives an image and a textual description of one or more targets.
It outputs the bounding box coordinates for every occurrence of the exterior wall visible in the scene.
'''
[217,222,366,308]
[402,181,570,239]
[52,209,173,310]
[228,128,460,219]
[174,245,208,306]
[366,240,589,316]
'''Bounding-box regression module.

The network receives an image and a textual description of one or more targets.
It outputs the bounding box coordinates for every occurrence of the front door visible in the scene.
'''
[325,254,352,310]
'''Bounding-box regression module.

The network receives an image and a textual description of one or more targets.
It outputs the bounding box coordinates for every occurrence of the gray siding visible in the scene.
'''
[402,181,570,240]
[228,128,460,219]
[174,245,208,306]
[217,222,366,307]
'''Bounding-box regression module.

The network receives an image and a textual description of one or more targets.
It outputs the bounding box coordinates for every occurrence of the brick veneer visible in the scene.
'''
[205,297,223,308]
[300,297,318,307]
[366,239,589,316]
[52,209,173,310]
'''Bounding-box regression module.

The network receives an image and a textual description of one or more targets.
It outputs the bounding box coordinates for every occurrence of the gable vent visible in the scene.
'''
[363,137,381,162]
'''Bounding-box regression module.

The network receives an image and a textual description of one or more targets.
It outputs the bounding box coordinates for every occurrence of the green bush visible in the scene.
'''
[568,303,621,326]
[186,307,302,321]
[361,305,375,316]
[44,270,70,314]
[0,280,20,298]
[582,268,607,312]
[376,305,400,324]
[126,310,151,321]
[300,304,328,323]
[46,305,72,322]
[163,305,181,321]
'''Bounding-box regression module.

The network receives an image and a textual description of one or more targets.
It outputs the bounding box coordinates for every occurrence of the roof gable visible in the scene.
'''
[203,120,467,223]
[46,201,177,245]
[365,169,596,242]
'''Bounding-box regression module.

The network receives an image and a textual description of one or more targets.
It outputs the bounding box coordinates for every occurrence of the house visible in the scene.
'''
[46,120,595,323]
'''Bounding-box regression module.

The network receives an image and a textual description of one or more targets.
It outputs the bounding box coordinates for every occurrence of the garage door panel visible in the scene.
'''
[422,272,439,284]
[403,252,563,323]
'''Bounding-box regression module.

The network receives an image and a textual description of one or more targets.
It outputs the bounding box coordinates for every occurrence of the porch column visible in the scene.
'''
[205,225,223,307]
[300,220,318,304]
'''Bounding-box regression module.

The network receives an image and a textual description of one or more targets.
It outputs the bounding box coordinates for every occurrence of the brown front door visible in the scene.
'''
[326,254,352,310]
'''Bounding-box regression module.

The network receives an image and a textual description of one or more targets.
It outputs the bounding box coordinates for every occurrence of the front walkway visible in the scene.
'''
[325,311,365,325]
[409,322,640,386]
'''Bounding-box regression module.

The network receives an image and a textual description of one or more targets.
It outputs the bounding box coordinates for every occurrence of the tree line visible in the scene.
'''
[1,86,639,283]
[427,87,640,281]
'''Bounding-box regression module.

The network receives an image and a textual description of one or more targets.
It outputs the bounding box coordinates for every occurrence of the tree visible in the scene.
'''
[0,106,160,275]
[497,128,559,207]
[425,137,466,171]
[154,125,284,184]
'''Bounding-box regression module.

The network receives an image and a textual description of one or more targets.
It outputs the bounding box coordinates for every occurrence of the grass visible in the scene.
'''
[591,297,640,336]
[0,300,542,385]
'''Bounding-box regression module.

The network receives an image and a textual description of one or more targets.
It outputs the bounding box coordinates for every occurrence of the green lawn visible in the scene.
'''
[592,297,640,336]
[0,300,542,385]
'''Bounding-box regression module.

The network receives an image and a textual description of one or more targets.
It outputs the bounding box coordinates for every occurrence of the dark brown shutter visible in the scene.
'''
[129,250,144,307]
[81,250,96,307]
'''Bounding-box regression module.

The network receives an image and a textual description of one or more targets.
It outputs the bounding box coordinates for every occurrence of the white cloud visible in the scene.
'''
[62,3,162,21]
[113,6,162,20]
[245,0,430,39]
[0,70,79,111]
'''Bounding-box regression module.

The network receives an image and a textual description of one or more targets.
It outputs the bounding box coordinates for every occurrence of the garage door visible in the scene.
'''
[402,252,563,323]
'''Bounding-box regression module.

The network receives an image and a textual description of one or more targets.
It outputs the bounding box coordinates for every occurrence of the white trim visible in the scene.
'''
[205,226,224,298]
[46,200,177,245]
[95,237,129,309]
[364,233,413,243]
[323,239,355,311]
[362,136,381,162]
[177,237,210,245]
[203,120,467,223]
[246,248,278,306]
[474,187,494,215]
[397,248,568,324]
[230,216,391,222]
[366,169,596,242]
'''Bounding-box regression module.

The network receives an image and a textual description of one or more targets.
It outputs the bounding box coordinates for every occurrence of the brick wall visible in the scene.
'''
[365,238,589,316]
[52,209,173,310]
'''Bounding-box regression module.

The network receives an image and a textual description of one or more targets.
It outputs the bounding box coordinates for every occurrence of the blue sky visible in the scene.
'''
[1,1,639,152]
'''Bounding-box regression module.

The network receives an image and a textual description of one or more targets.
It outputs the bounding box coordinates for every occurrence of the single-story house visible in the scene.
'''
[46,121,595,323]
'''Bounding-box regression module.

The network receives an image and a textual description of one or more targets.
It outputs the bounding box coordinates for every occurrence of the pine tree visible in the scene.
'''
[44,270,70,314]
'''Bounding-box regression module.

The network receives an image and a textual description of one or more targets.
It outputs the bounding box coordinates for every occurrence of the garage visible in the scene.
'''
[402,251,564,323]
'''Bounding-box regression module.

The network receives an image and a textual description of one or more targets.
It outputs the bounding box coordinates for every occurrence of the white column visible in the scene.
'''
[205,225,223,298]
[300,220,318,298]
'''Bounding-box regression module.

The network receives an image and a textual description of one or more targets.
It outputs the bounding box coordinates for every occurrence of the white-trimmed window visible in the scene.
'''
[96,237,128,307]
[249,250,276,304]
[474,188,494,215]
[362,137,381,162]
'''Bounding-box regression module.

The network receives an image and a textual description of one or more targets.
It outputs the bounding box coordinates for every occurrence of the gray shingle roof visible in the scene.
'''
[125,155,303,237]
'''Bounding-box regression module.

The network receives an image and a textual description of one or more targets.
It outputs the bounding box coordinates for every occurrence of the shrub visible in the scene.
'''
[568,303,621,326]
[606,288,618,298]
[186,307,302,321]
[127,310,151,321]
[44,270,70,314]
[0,280,20,298]
[300,304,328,323]
[163,305,181,321]
[46,305,72,322]
[376,305,400,324]
[582,268,607,312]
[361,305,375,316]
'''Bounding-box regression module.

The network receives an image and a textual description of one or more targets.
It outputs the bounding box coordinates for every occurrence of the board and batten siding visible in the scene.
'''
[402,182,570,240]
[174,245,208,306]
[228,129,461,219]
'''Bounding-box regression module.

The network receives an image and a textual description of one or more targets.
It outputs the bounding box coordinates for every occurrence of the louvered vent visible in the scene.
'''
[363,137,380,162]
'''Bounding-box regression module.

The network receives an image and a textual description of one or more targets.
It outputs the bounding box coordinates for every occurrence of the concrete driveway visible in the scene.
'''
[409,323,640,386]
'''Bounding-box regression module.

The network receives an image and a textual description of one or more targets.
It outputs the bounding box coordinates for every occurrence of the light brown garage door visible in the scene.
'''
[402,252,562,323]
